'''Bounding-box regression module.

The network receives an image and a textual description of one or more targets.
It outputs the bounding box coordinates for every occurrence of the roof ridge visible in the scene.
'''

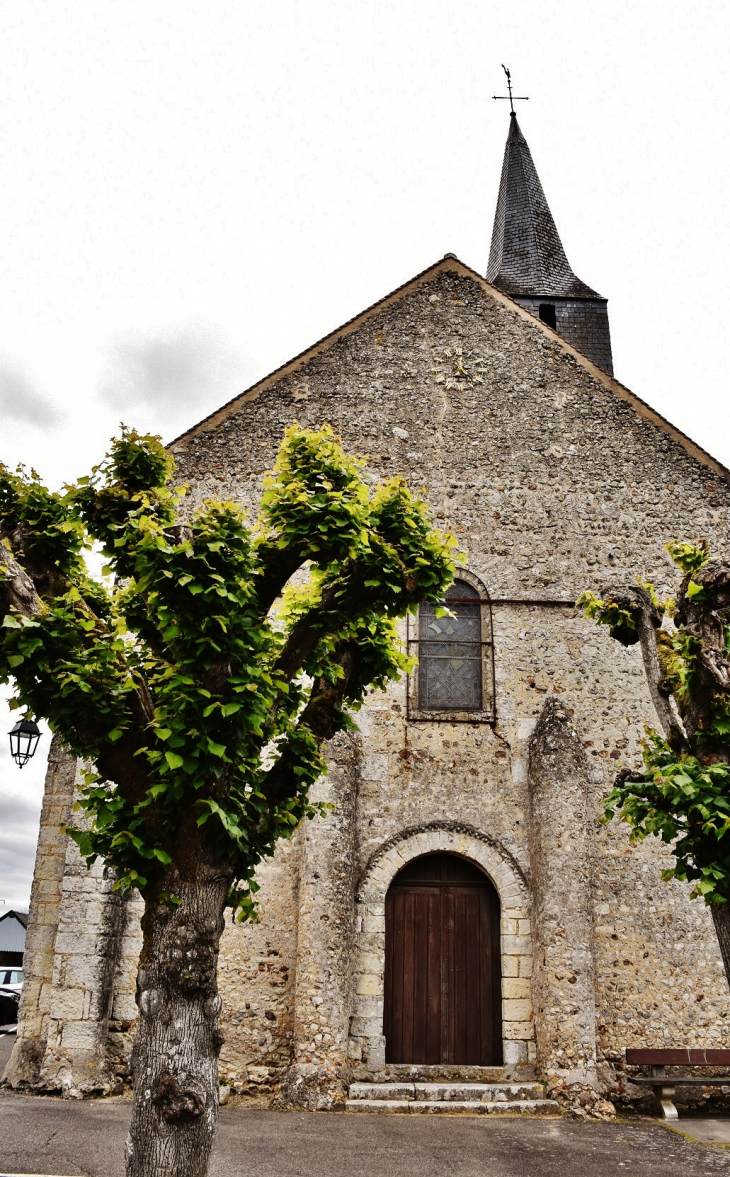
[167,254,729,484]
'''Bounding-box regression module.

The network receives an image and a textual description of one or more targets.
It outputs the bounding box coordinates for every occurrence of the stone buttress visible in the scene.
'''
[528,699,599,1097]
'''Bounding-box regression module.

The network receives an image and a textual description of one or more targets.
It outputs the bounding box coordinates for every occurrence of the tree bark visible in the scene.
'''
[601,584,687,748]
[711,903,730,993]
[125,851,233,1177]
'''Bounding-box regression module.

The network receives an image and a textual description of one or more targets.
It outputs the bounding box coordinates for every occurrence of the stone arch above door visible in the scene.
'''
[349,824,535,1072]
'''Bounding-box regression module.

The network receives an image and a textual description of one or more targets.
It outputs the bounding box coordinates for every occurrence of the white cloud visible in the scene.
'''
[0,361,62,431]
[98,324,251,436]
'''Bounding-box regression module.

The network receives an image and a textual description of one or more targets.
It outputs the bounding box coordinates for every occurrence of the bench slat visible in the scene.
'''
[626,1048,730,1066]
[631,1076,730,1085]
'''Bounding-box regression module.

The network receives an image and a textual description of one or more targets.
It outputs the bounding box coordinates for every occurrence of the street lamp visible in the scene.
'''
[8,718,41,768]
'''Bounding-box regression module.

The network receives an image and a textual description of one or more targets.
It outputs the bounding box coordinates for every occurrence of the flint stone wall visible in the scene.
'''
[9,260,730,1109]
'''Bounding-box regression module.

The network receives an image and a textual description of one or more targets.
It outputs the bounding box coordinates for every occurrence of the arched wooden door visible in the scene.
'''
[384,852,502,1065]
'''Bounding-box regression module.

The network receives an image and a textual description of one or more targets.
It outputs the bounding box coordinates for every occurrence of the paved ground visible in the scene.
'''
[675,1120,730,1146]
[0,1090,729,1177]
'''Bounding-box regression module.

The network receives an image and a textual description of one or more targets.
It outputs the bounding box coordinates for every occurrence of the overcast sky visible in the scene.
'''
[2,1,730,911]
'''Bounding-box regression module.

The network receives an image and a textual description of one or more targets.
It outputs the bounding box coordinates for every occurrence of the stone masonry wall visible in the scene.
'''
[4,743,143,1096]
[528,700,599,1093]
[215,839,299,1102]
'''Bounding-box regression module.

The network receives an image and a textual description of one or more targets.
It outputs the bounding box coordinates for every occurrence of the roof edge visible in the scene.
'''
[168,255,730,484]
[168,255,465,448]
[0,910,28,925]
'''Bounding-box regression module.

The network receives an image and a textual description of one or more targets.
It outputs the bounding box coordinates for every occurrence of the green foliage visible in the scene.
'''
[665,539,710,575]
[655,627,701,706]
[604,732,730,904]
[0,423,458,910]
[258,426,370,563]
[0,463,88,580]
[587,538,730,907]
[575,590,637,645]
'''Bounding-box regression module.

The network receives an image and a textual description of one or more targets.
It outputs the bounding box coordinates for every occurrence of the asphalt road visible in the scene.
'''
[0,1091,729,1177]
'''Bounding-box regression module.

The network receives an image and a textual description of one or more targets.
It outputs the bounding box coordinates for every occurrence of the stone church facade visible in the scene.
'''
[6,114,730,1112]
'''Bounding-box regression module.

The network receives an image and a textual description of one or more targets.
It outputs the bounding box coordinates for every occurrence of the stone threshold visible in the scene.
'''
[353,1064,536,1084]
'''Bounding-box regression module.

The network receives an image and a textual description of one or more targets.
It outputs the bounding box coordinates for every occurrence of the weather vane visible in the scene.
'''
[492,65,529,114]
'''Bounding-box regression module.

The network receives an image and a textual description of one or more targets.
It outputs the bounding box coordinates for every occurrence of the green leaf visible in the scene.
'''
[1,423,460,909]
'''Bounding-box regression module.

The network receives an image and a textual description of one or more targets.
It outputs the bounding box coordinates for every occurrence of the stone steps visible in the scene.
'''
[371,1064,535,1083]
[346,1081,559,1115]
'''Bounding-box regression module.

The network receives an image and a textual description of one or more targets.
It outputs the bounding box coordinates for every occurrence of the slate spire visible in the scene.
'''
[487,114,597,298]
[486,113,613,374]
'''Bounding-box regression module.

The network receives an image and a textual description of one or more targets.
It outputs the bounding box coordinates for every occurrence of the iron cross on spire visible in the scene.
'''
[492,65,529,114]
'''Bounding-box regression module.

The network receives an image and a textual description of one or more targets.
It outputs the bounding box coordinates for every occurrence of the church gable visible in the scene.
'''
[174,258,730,602]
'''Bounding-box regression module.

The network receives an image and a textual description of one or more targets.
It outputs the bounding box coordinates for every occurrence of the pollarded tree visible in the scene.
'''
[579,541,730,987]
[0,425,458,1177]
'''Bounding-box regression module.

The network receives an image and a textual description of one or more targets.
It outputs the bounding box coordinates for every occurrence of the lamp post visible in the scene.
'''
[8,718,41,768]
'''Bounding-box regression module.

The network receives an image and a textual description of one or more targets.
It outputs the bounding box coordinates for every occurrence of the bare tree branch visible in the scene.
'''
[260,642,360,808]
[601,584,688,748]
[677,561,730,694]
[253,541,308,616]
[0,541,43,617]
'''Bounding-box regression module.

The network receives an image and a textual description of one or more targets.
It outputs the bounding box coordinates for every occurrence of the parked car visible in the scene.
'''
[0,968,24,1026]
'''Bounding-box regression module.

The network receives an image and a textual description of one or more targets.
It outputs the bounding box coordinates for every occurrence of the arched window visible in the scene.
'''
[408,571,494,722]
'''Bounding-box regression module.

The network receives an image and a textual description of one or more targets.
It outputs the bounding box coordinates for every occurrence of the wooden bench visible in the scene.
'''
[626,1049,730,1120]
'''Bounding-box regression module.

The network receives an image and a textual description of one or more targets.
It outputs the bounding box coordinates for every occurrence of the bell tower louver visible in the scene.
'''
[487,113,613,375]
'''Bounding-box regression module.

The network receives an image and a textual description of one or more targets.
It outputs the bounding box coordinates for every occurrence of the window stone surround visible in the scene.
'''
[350,823,535,1071]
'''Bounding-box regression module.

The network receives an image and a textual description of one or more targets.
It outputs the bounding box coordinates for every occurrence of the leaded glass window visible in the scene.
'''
[408,573,495,721]
[418,580,483,711]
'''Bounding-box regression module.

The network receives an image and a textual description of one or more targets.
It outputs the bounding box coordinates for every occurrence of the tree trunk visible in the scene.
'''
[711,903,730,993]
[125,852,233,1177]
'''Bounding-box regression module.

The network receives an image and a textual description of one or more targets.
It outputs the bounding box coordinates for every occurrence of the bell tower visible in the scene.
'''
[487,112,614,375]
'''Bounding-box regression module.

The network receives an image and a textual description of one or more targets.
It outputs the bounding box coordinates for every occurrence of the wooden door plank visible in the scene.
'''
[384,853,503,1066]
[425,888,441,1064]
[412,889,427,1063]
[462,891,479,1064]
[489,885,504,1064]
